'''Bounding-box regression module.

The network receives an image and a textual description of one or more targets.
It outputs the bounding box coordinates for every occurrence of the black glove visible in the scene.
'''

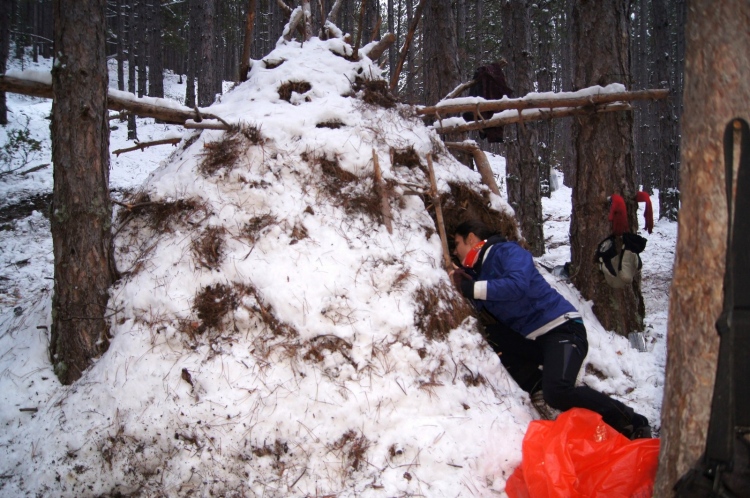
[451,268,475,299]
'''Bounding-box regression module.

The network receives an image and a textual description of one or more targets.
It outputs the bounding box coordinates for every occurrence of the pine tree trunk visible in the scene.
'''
[422,0,460,106]
[185,0,200,108]
[0,0,10,125]
[50,0,116,385]
[135,0,147,98]
[239,0,256,82]
[387,0,396,78]
[474,0,483,63]
[502,0,544,256]
[127,0,137,139]
[570,0,644,336]
[658,0,684,221]
[534,1,554,193]
[559,0,575,187]
[149,0,164,98]
[197,0,219,107]
[653,2,750,494]
[116,0,125,91]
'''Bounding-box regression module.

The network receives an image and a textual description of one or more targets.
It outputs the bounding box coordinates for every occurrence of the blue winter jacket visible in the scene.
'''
[469,237,579,338]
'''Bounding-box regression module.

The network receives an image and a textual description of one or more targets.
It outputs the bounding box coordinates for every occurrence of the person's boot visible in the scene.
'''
[625,414,653,439]
[530,390,562,421]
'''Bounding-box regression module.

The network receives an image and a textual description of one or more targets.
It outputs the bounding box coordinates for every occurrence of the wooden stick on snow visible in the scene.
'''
[112,137,181,156]
[426,153,452,271]
[372,149,393,234]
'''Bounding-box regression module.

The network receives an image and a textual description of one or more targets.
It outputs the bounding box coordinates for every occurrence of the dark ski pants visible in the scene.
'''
[486,319,637,434]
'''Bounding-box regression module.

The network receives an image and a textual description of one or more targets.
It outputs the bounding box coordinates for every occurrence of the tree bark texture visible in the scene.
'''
[134,0,147,98]
[570,0,644,336]
[185,0,200,108]
[559,0,576,187]
[126,0,137,139]
[533,1,554,195]
[50,0,116,385]
[239,0,256,82]
[197,0,219,107]
[148,0,164,98]
[115,0,125,91]
[653,2,750,495]
[422,0,460,106]
[656,0,684,221]
[0,0,10,125]
[502,0,544,256]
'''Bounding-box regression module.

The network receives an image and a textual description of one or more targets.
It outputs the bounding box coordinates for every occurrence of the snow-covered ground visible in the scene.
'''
[0,38,675,497]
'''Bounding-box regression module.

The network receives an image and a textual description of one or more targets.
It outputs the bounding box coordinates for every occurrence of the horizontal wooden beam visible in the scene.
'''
[434,102,632,135]
[419,88,667,117]
[0,74,226,125]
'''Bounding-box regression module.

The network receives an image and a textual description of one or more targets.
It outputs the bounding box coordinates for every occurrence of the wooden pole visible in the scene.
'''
[434,102,632,135]
[444,142,501,196]
[239,0,257,83]
[353,0,367,60]
[426,153,452,271]
[0,75,227,125]
[276,0,293,17]
[184,120,230,130]
[372,149,393,234]
[418,88,669,117]
[302,0,313,41]
[364,32,395,60]
[389,0,427,92]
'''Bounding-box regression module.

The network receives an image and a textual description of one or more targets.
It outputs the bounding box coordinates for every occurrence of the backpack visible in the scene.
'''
[595,232,647,289]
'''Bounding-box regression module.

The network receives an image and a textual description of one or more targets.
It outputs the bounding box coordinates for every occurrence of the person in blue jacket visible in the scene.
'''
[450,219,652,439]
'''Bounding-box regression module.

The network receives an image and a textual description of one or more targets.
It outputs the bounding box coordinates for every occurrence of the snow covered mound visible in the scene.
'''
[1,37,534,497]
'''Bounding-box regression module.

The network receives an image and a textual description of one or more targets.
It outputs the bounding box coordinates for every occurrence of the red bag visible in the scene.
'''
[506,408,660,498]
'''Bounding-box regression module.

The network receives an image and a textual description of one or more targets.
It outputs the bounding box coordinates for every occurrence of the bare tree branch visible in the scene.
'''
[112,137,181,156]
[276,0,293,17]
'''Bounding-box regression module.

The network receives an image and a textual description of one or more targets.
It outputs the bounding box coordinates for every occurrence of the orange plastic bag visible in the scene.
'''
[506,408,660,498]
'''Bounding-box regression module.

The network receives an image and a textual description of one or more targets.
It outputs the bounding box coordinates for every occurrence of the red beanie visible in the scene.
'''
[636,191,654,234]
[609,194,629,236]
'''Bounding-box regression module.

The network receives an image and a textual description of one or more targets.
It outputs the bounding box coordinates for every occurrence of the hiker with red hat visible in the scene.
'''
[450,219,652,439]
[597,193,651,288]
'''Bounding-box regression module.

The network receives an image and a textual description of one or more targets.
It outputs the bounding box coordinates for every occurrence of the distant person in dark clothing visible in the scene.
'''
[450,219,652,439]
[462,59,513,143]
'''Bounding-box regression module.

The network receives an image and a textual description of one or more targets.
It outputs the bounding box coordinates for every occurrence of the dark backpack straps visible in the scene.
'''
[731,120,750,430]
[705,119,750,469]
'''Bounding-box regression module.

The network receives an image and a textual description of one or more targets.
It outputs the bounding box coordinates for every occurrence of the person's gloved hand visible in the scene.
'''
[450,268,475,298]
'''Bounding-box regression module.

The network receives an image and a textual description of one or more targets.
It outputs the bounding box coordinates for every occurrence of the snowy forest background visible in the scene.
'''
[1,0,685,212]
[5,0,742,497]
